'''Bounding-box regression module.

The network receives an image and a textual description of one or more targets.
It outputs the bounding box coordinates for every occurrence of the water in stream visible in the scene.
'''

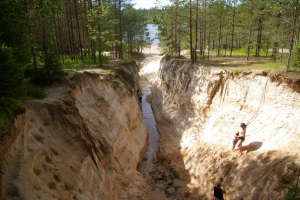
[138,25,161,175]
[138,78,160,175]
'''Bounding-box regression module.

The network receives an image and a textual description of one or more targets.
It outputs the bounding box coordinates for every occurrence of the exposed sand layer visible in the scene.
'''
[141,57,300,199]
[0,64,150,200]
[1,56,299,200]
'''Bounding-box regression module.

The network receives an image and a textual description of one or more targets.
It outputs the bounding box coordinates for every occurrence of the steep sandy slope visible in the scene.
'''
[1,65,150,200]
[141,57,300,199]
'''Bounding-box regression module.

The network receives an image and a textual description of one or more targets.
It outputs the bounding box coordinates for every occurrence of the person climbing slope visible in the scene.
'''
[213,180,226,200]
[137,90,143,103]
[232,123,247,157]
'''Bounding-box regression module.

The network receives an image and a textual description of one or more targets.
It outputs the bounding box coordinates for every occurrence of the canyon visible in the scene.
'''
[1,56,300,200]
[141,56,300,199]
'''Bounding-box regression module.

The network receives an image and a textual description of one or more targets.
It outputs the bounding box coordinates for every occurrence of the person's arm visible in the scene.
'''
[221,183,226,194]
[222,188,226,194]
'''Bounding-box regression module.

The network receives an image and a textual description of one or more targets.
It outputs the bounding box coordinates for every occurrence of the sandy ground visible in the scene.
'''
[141,56,300,199]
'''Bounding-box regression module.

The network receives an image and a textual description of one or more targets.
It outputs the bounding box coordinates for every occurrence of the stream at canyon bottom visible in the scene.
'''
[138,78,160,175]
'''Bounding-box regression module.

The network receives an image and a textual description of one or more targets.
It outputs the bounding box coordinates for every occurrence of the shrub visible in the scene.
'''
[120,57,136,65]
[0,98,25,143]
[0,44,25,98]
[31,52,65,86]
[45,52,62,76]
[283,161,300,200]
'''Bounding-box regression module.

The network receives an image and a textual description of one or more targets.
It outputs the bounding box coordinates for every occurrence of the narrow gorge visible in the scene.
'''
[1,57,300,200]
[141,56,300,199]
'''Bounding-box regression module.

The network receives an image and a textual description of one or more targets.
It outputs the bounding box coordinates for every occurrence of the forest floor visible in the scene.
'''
[173,55,300,81]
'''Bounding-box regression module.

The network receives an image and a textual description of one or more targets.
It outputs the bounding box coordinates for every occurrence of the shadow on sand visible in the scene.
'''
[243,141,263,153]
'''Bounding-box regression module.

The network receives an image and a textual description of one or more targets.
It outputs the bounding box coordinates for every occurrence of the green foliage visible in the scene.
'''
[31,53,65,86]
[0,98,25,143]
[0,44,26,98]
[0,0,29,50]
[129,52,146,59]
[45,52,62,75]
[161,49,168,55]
[26,84,46,99]
[123,5,152,53]
[0,0,30,98]
[292,41,300,69]
[62,57,96,71]
[108,68,135,93]
[120,57,136,65]
[165,54,172,61]
[283,161,300,200]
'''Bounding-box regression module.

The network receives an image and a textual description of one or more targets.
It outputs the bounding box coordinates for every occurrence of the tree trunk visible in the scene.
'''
[98,0,103,65]
[230,0,236,57]
[255,14,264,57]
[74,0,83,60]
[217,20,222,57]
[56,12,65,62]
[190,0,194,63]
[119,0,123,59]
[24,0,37,72]
[247,0,254,60]
[202,0,207,59]
[208,5,211,60]
[195,0,199,60]
[40,0,48,57]
[65,0,73,59]
[286,0,299,72]
[68,0,77,59]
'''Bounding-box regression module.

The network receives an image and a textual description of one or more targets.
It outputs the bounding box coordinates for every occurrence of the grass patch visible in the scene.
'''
[196,56,283,71]
[107,68,135,93]
[169,53,300,80]
[129,52,146,60]
[93,64,111,70]
[62,57,96,71]
[30,70,68,87]
[283,160,300,200]
[81,59,136,93]
[0,82,47,145]
[119,57,136,65]
[26,83,46,99]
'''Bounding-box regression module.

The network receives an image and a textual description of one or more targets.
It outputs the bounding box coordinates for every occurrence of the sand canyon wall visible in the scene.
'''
[0,64,150,200]
[141,57,300,199]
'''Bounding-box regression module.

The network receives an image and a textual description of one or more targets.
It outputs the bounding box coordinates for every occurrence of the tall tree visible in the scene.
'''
[247,0,254,60]
[230,0,236,57]
[287,0,299,72]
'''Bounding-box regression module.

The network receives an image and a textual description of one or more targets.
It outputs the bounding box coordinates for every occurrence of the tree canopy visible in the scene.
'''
[154,0,300,68]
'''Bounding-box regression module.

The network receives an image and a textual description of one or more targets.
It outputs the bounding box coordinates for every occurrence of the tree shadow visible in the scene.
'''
[243,141,263,153]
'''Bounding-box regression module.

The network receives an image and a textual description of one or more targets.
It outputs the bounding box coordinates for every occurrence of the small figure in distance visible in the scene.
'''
[232,130,240,152]
[137,90,143,103]
[232,123,247,157]
[213,179,226,200]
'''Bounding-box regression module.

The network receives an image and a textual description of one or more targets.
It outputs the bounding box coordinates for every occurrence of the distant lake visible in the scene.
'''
[147,24,159,47]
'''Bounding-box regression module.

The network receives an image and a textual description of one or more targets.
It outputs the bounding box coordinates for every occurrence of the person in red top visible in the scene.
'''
[213,180,226,200]
[232,123,247,157]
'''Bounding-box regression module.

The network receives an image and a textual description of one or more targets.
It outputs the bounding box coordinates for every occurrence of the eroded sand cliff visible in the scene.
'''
[1,56,300,200]
[141,57,300,199]
[1,64,151,200]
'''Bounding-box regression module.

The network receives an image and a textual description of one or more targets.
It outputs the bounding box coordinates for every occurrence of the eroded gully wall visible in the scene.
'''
[1,64,150,200]
[141,57,300,200]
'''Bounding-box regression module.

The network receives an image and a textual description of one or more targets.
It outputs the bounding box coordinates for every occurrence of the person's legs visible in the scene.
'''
[237,140,243,157]
[232,144,236,152]
[232,137,237,152]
